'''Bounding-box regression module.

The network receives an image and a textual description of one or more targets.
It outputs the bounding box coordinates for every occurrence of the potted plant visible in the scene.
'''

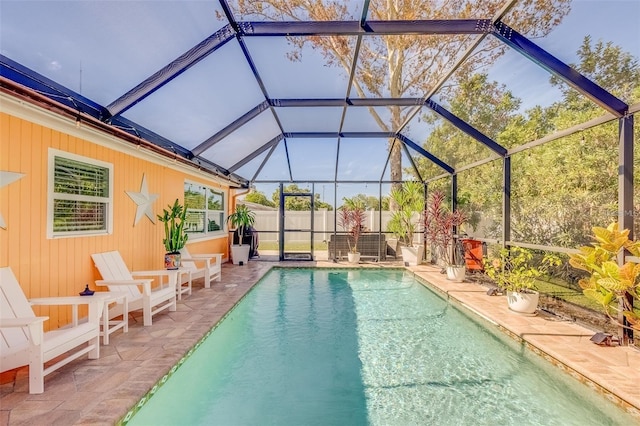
[483,246,560,314]
[227,204,256,265]
[423,190,467,281]
[338,199,366,264]
[569,222,640,344]
[157,198,188,269]
[387,181,424,266]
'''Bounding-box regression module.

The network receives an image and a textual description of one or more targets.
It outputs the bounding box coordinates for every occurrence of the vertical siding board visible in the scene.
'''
[149,167,156,255]
[18,119,32,296]
[147,166,162,269]
[30,123,44,299]
[117,151,130,263]
[0,114,15,267]
[39,128,51,300]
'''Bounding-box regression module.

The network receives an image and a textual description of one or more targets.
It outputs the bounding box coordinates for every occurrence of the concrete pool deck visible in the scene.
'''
[1,259,639,425]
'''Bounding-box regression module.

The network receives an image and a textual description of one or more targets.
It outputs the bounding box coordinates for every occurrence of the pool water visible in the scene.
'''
[128,268,635,425]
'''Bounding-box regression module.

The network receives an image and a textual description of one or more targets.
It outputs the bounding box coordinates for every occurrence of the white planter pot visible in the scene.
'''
[231,245,250,265]
[446,265,466,282]
[400,245,424,266]
[347,252,361,264]
[507,290,539,315]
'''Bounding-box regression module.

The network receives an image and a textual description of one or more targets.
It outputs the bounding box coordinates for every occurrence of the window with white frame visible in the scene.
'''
[184,181,225,237]
[47,149,113,238]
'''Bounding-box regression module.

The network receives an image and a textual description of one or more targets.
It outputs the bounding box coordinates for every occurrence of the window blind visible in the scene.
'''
[54,156,109,197]
[52,156,110,233]
[53,200,107,232]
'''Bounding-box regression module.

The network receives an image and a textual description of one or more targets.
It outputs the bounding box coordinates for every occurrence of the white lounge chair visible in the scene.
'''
[91,251,179,326]
[179,247,222,289]
[0,267,107,394]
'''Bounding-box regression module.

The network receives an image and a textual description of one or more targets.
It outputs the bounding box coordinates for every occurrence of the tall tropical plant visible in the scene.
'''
[157,199,188,253]
[569,222,640,337]
[387,181,424,247]
[227,204,256,247]
[338,199,366,253]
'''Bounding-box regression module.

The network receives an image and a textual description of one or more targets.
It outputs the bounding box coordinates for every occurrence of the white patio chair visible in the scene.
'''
[0,267,107,394]
[179,247,222,289]
[91,251,179,326]
[174,268,192,301]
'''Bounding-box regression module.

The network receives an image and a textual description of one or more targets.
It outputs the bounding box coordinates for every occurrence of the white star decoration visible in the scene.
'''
[126,174,159,226]
[0,171,26,229]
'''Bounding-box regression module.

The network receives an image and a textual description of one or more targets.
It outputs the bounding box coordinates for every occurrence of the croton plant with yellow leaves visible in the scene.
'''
[569,222,640,333]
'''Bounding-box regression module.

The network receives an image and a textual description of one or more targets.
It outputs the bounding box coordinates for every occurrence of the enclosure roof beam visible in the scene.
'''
[226,5,289,143]
[283,131,396,138]
[335,44,361,180]
[379,138,396,183]
[283,139,293,181]
[218,0,240,33]
[270,98,424,107]
[401,142,424,182]
[396,133,454,174]
[192,101,271,156]
[251,140,280,184]
[106,25,235,118]
[255,179,415,184]
[109,115,194,159]
[491,21,628,117]
[197,157,248,187]
[228,134,284,174]
[241,19,493,36]
[360,0,371,25]
[425,100,507,156]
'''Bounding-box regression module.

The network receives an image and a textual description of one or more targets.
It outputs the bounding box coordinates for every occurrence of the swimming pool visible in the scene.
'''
[126,268,635,425]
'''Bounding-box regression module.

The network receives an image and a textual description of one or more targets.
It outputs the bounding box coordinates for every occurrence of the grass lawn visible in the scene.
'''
[535,279,603,312]
[535,278,640,316]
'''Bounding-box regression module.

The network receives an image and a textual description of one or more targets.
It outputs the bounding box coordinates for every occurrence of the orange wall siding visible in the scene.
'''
[0,111,231,330]
[186,238,229,258]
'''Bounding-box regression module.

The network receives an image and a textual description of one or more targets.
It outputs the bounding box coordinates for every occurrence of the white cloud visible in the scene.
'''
[47,60,61,72]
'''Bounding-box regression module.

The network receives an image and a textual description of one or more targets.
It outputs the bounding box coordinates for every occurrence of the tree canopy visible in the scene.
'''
[268,184,334,210]
[244,190,276,208]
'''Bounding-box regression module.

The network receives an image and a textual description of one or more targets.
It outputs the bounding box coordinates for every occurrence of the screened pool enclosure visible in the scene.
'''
[1,1,638,261]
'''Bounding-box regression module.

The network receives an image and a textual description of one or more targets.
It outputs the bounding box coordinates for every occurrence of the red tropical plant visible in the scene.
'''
[338,201,366,253]
[423,190,467,266]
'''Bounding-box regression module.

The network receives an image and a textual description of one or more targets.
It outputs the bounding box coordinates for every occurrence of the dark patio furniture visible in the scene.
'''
[328,233,387,261]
